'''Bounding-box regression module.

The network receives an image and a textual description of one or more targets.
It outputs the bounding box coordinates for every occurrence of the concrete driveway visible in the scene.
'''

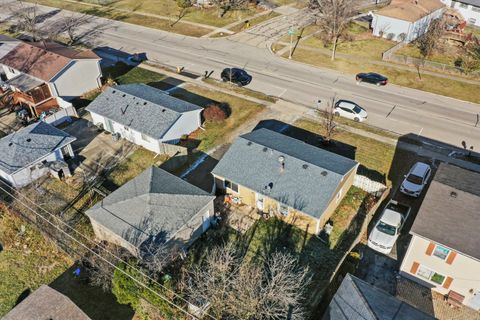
[62,115,134,181]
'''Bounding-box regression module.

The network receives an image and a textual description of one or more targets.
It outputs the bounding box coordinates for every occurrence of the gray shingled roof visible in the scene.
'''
[0,36,20,60]
[212,128,358,219]
[86,166,214,248]
[456,0,480,7]
[411,163,480,260]
[86,84,202,139]
[3,285,91,320]
[323,274,434,320]
[0,121,76,175]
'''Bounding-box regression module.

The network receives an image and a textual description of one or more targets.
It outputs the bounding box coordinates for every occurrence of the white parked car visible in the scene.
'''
[334,100,368,122]
[368,200,410,255]
[400,162,432,197]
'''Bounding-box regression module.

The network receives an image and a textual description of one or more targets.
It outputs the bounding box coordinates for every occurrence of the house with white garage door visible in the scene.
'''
[86,84,203,154]
[371,0,445,42]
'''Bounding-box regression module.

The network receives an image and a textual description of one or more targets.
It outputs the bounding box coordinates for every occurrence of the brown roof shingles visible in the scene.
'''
[2,285,91,320]
[0,41,99,82]
[375,0,444,22]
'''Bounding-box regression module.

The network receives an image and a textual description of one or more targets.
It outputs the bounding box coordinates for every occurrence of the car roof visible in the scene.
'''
[337,100,357,107]
[411,162,430,175]
[381,209,402,226]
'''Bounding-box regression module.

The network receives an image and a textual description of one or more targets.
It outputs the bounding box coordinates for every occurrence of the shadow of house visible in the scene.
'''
[49,265,135,320]
[14,288,31,306]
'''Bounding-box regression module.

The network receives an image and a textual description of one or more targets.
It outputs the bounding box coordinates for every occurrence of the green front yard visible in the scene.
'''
[171,84,265,152]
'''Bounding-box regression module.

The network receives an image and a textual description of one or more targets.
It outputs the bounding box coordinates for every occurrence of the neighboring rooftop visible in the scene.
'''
[0,121,76,174]
[86,84,202,139]
[411,163,480,260]
[455,0,480,7]
[2,285,91,320]
[375,0,444,22]
[212,128,358,219]
[323,274,434,320]
[85,166,214,248]
[0,40,99,81]
[0,35,20,60]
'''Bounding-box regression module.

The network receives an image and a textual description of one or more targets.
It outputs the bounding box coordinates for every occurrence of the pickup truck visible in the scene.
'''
[368,200,411,255]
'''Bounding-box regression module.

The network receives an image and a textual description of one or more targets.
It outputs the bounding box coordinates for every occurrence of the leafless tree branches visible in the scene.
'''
[309,0,355,60]
[9,1,40,41]
[212,0,249,18]
[319,97,338,144]
[186,244,311,319]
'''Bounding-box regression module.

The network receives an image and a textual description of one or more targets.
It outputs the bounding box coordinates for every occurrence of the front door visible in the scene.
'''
[105,118,113,132]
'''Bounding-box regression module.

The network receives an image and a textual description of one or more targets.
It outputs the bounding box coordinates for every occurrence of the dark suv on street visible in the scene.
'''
[355,72,388,86]
[221,68,252,86]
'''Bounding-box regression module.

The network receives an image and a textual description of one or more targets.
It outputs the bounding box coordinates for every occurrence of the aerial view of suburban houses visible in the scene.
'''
[0,0,479,319]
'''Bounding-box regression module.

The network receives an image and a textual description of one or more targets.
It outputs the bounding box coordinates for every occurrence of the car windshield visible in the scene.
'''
[353,106,362,113]
[376,221,396,236]
[406,174,423,185]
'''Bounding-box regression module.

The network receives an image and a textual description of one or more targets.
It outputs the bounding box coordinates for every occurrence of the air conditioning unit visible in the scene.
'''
[112,132,121,141]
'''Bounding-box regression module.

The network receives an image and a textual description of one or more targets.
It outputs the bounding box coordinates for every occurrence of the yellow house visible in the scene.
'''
[211,128,359,235]
[400,164,480,310]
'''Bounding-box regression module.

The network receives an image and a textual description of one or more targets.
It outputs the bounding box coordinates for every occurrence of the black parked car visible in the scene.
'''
[355,72,388,86]
[221,68,252,86]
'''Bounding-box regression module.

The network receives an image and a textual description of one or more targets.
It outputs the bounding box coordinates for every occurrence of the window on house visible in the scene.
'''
[459,2,468,8]
[468,18,477,24]
[224,180,238,192]
[141,133,151,142]
[417,265,446,285]
[278,203,289,216]
[433,245,450,260]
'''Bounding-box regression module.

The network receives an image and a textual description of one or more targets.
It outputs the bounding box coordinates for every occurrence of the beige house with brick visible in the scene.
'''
[212,128,359,234]
[400,163,480,310]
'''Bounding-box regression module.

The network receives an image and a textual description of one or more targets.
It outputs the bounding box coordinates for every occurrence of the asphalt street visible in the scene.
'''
[1,0,479,149]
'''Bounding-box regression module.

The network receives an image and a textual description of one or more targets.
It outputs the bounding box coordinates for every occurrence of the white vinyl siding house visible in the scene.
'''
[49,59,102,101]
[86,84,203,154]
[441,0,480,26]
[0,122,76,188]
[371,0,445,42]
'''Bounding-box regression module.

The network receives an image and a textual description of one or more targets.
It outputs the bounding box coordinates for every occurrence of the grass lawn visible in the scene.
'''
[0,207,72,316]
[27,0,266,36]
[228,11,281,33]
[104,148,168,189]
[170,85,265,151]
[299,22,396,60]
[286,48,480,104]
[396,44,457,65]
[102,64,167,85]
[203,78,277,103]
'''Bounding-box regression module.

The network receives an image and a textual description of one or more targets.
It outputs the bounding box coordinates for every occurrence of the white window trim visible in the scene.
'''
[224,179,239,193]
[432,244,450,261]
[416,264,446,286]
[336,187,343,203]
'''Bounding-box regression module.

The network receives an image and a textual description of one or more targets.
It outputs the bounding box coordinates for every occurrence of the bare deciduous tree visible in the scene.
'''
[309,0,355,60]
[9,1,40,41]
[56,14,92,45]
[186,244,311,319]
[319,97,338,145]
[84,242,131,292]
[212,0,249,18]
[417,18,444,58]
